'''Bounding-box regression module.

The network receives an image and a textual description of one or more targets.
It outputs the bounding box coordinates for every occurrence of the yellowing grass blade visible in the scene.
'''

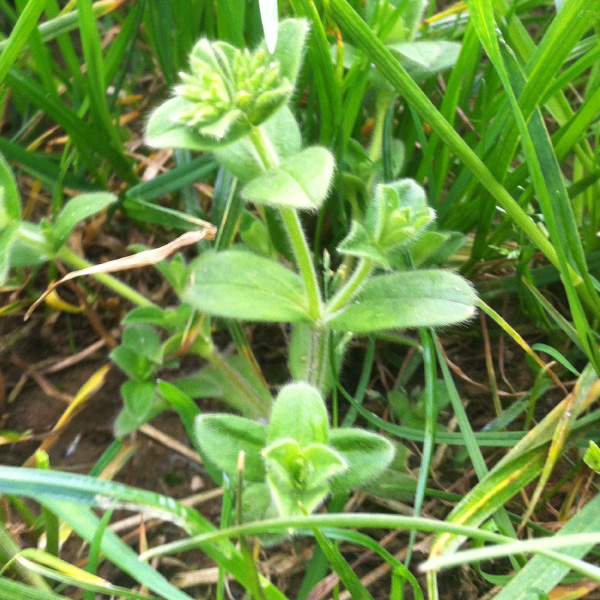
[23,364,111,467]
[428,364,600,568]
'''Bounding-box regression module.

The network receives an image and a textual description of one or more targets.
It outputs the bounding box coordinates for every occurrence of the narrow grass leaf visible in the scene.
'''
[492,494,600,600]
[0,0,46,84]
[0,152,21,222]
[215,0,245,47]
[104,0,144,89]
[123,197,211,231]
[405,329,437,567]
[126,155,218,202]
[0,578,66,600]
[141,513,517,561]
[520,279,583,351]
[290,0,342,145]
[531,344,580,377]
[328,0,565,279]
[310,526,375,600]
[0,0,129,53]
[37,500,197,600]
[0,523,51,591]
[77,0,131,171]
[466,8,600,538]
[435,337,521,552]
[421,531,600,574]
[83,509,113,600]
[10,549,156,599]
[143,0,176,84]
[5,70,126,182]
[313,528,424,600]
[429,365,600,560]
[14,0,58,96]
[0,138,91,191]
[157,380,223,484]
[0,467,288,600]
[23,365,111,467]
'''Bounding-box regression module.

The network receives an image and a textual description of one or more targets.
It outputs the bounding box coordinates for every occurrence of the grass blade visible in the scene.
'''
[491,494,600,600]
[0,467,288,600]
[405,329,437,567]
[39,500,197,600]
[77,0,133,180]
[0,1,129,53]
[0,0,46,84]
[5,69,129,182]
[310,525,375,600]
[467,0,600,365]
[0,578,67,600]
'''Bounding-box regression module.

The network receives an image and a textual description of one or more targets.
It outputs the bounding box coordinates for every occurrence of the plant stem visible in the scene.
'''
[248,124,280,170]
[367,91,392,165]
[326,257,373,316]
[58,246,155,309]
[249,125,323,322]
[279,207,322,321]
[306,326,329,391]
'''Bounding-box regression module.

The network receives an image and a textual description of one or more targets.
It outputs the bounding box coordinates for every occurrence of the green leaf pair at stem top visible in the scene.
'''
[195,382,394,539]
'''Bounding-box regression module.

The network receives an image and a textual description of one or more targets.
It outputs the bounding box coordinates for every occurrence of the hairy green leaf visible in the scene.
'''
[269,18,308,84]
[194,414,267,482]
[328,428,395,492]
[0,222,19,285]
[267,382,329,446]
[213,107,302,181]
[0,153,20,226]
[146,97,225,151]
[242,147,334,210]
[584,440,600,473]
[183,249,310,323]
[327,270,477,332]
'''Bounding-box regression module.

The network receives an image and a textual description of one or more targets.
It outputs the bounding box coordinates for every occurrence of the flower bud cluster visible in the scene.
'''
[378,191,435,251]
[338,179,435,267]
[174,39,292,140]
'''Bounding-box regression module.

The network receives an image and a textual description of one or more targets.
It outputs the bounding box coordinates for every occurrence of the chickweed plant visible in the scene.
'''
[0,1,599,599]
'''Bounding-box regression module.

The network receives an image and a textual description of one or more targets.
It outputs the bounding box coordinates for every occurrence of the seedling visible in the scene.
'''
[195,382,394,536]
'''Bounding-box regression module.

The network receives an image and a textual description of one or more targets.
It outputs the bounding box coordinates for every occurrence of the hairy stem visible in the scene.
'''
[279,207,323,321]
[248,125,323,322]
[249,124,325,388]
[326,258,373,316]
[306,326,329,392]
